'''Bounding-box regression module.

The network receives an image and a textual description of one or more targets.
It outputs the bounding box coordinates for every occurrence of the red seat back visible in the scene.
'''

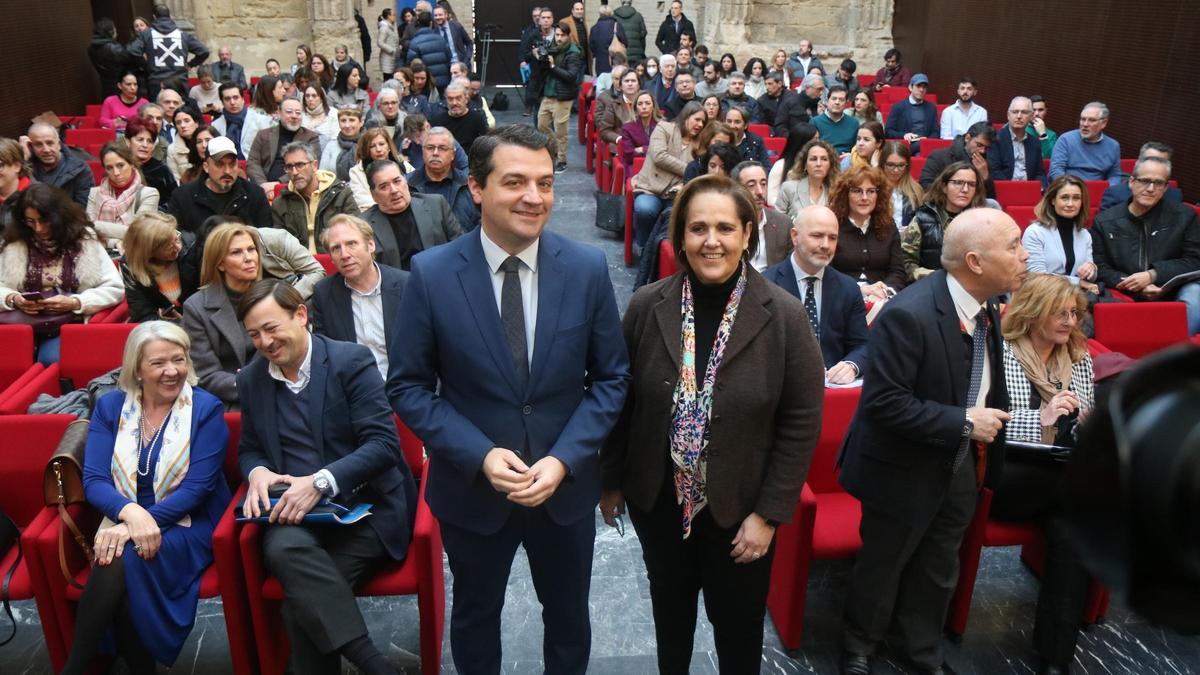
[393,416,425,475]
[808,388,860,494]
[748,124,771,139]
[657,239,677,280]
[0,325,34,390]
[64,128,116,147]
[0,415,75,524]
[59,323,136,389]
[1093,302,1189,358]
[764,137,786,165]
[85,104,102,118]
[919,138,952,156]
[314,253,336,275]
[994,180,1043,207]
[223,413,242,487]
[1120,158,1137,175]
[910,156,926,181]
[1004,206,1038,234]
[1084,181,1108,209]
[87,160,104,184]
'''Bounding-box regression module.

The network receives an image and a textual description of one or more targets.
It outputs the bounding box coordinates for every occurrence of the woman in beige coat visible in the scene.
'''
[631,100,707,251]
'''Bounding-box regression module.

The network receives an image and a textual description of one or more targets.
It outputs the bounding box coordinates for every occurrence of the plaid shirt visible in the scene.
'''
[1001,341,1094,442]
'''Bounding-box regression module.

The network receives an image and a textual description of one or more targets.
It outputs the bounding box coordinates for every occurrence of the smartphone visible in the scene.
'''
[20,291,48,301]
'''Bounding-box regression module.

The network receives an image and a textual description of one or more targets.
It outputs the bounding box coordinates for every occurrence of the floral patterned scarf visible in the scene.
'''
[670,263,748,538]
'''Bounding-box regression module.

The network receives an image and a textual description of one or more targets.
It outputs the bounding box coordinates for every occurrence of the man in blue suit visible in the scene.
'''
[763,205,868,385]
[987,96,1047,186]
[884,73,938,154]
[388,124,631,674]
[238,280,417,675]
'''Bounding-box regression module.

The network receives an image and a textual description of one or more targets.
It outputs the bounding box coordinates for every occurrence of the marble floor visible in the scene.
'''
[3,97,1197,675]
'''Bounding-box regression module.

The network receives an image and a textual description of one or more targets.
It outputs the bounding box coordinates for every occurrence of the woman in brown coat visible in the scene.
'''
[601,175,824,673]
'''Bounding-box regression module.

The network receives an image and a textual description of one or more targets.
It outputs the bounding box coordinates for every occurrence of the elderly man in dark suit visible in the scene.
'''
[987,96,1046,186]
[764,205,868,385]
[238,280,417,675]
[362,160,463,270]
[838,208,1029,675]
[310,214,409,379]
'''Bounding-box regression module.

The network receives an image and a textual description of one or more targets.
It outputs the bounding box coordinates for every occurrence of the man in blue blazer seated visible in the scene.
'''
[388,124,631,674]
[883,73,938,154]
[309,214,409,380]
[237,280,417,675]
[764,205,868,385]
[986,96,1047,186]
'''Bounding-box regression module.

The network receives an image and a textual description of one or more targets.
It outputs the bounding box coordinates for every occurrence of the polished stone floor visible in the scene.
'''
[3,97,1197,675]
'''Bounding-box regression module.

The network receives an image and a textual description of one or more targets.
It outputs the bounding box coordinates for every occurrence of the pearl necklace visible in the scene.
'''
[138,410,169,477]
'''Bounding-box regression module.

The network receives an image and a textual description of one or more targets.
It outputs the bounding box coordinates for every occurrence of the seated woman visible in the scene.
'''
[698,141,741,178]
[722,106,770,168]
[408,61,440,105]
[902,161,985,281]
[602,175,823,675]
[327,63,370,113]
[179,124,217,185]
[62,320,231,675]
[0,137,34,226]
[124,115,177,203]
[767,124,819,205]
[86,141,160,248]
[994,273,1095,675]
[166,106,202,182]
[98,71,148,131]
[348,128,413,211]
[619,91,660,180]
[631,100,707,251]
[0,184,124,364]
[301,84,340,148]
[392,67,432,117]
[829,165,907,305]
[596,68,638,154]
[850,89,883,125]
[841,120,884,170]
[1023,175,1099,294]
[120,212,201,323]
[683,121,733,181]
[879,140,923,230]
[775,139,839,220]
[743,57,767,99]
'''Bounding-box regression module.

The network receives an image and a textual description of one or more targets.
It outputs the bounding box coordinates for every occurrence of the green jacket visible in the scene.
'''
[270,170,358,252]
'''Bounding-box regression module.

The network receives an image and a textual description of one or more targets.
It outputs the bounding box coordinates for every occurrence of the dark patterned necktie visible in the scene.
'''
[804,276,820,340]
[952,308,988,474]
[500,256,529,390]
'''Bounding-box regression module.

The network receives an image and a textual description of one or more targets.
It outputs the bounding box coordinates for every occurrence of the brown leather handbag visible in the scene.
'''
[43,418,94,588]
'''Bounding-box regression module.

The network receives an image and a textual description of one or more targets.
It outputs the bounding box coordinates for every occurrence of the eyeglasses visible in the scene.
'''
[1008,109,1032,116]
[425,145,453,154]
[1131,176,1169,190]
[283,161,313,173]
[849,187,878,197]
[1053,309,1080,324]
[883,162,908,170]
[1079,116,1104,123]
[947,179,977,190]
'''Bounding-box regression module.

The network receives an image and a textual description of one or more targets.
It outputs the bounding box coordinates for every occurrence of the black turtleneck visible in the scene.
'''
[689,265,741,386]
[1053,212,1075,274]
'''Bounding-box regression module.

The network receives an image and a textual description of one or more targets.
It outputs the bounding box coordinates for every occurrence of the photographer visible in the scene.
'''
[997,273,1095,675]
[530,19,583,173]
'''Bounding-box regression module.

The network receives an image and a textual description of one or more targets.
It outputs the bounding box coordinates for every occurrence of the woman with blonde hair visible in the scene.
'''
[86,141,160,248]
[348,127,412,211]
[120,212,202,323]
[775,139,839,219]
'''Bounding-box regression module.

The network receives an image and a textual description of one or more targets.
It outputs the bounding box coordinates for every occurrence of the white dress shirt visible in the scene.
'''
[346,264,388,379]
[789,255,824,319]
[480,227,539,361]
[939,101,989,140]
[945,273,991,408]
[750,213,769,272]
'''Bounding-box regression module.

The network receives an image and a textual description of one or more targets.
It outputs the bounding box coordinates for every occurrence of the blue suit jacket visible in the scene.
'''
[987,125,1046,185]
[237,335,417,560]
[388,228,631,535]
[883,99,938,141]
[310,263,409,345]
[763,259,869,371]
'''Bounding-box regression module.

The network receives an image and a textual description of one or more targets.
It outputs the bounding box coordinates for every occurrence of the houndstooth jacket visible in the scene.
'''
[1002,341,1094,443]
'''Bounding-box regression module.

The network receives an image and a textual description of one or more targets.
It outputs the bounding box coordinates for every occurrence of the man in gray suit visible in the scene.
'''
[363,160,463,270]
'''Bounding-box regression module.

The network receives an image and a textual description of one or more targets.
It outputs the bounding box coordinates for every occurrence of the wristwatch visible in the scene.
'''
[313,473,333,497]
[963,413,975,438]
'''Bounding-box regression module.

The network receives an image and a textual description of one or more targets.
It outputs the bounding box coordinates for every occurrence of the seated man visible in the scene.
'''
[812,85,859,154]
[406,127,479,230]
[310,214,409,379]
[1049,101,1121,184]
[22,123,94,206]
[763,204,868,384]
[1099,142,1183,210]
[272,142,358,252]
[661,71,697,121]
[883,73,938,149]
[247,97,320,192]
[362,160,463,270]
[468,73,496,128]
[734,160,792,270]
[1092,155,1200,335]
[987,96,1046,185]
[871,48,911,90]
[237,279,417,675]
[823,59,860,100]
[429,82,489,155]
[757,71,794,130]
[774,73,824,137]
[694,61,728,98]
[920,121,997,199]
[720,72,764,123]
[938,76,987,141]
[167,136,272,235]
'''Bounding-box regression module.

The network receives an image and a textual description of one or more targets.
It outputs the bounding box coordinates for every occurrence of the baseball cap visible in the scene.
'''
[206,136,238,159]
[910,73,929,86]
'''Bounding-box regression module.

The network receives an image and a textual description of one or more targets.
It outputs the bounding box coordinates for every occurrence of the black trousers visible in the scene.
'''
[1033,515,1091,665]
[262,520,387,675]
[61,557,154,675]
[628,481,775,675]
[843,458,978,669]
[440,506,595,675]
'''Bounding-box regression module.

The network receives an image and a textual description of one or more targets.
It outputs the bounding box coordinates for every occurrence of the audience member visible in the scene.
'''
[331,44,366,88]
[1,184,122,363]
[62,320,231,674]
[695,61,728,98]
[655,0,695,55]
[700,94,723,123]
[829,165,908,305]
[720,72,764,123]
[988,96,1046,184]
[757,72,792,130]
[126,4,208,98]
[179,124,216,184]
[604,173,819,673]
[246,98,320,191]
[300,85,339,146]
[137,102,170,162]
[594,67,635,155]
[0,138,33,219]
[871,48,911,90]
[774,73,824,137]
[236,279,416,675]
[766,123,820,205]
[840,208,1026,675]
[768,48,792,88]
[589,4,627,76]
[1092,155,1200,334]
[320,108,365,181]
[531,22,583,174]
[920,121,996,199]
[408,11,453,91]
[939,76,988,140]
[841,120,883,169]
[675,46,701,80]
[850,89,883,125]
[378,8,400,81]
[824,59,861,99]
[613,0,648,63]
[89,18,137,98]
[785,39,824,80]
[662,71,698,121]
[212,45,248,90]
[166,107,201,181]
[387,68,431,117]
[328,63,371,113]
[166,137,272,235]
[363,160,462,270]
[743,57,768,99]
[683,122,732,181]
[389,124,629,675]
[309,214,408,379]
[99,71,148,130]
[734,161,792,271]
[271,142,358,252]
[904,161,987,280]
[155,88,184,145]
[879,140,924,230]
[466,73,496,127]
[996,274,1095,675]
[431,81,490,158]
[406,127,478,230]
[310,53,335,90]
[884,73,938,148]
[812,85,859,154]
[124,115,178,202]
[401,1,436,65]
[86,141,160,247]
[723,107,769,168]
[776,139,839,219]
[651,54,677,109]
[120,212,201,322]
[1029,95,1058,159]
[698,142,740,178]
[765,204,869,383]
[619,91,659,178]
[348,128,411,211]
[1049,101,1121,184]
[1022,175,1098,293]
[632,101,706,248]
[211,82,269,160]
[1099,142,1182,210]
[182,64,218,115]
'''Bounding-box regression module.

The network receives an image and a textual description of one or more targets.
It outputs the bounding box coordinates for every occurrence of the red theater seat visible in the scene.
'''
[657,239,677,280]
[764,137,786,165]
[919,137,952,156]
[1003,206,1039,234]
[1093,302,1189,358]
[65,128,115,148]
[624,157,645,266]
[0,323,136,414]
[994,180,1043,207]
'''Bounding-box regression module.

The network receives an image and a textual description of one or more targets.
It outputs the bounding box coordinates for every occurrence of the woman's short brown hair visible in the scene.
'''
[829,165,894,241]
[199,222,263,287]
[1002,273,1089,362]
[355,127,402,163]
[668,175,759,275]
